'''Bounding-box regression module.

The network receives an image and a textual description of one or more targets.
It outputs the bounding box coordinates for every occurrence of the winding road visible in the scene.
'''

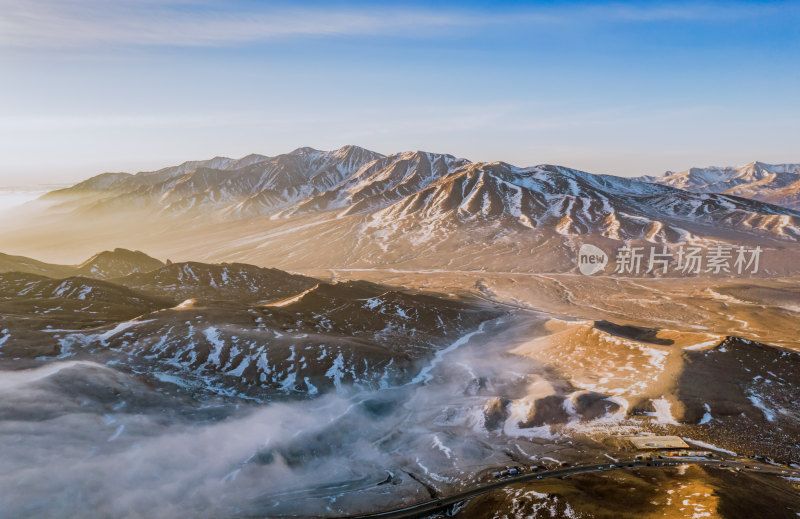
[341,457,795,519]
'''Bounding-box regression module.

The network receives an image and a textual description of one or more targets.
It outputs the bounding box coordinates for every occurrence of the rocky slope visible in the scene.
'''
[0,254,503,399]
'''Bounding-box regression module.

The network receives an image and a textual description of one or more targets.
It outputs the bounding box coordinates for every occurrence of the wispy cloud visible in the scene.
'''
[0,1,476,49]
[0,1,781,50]
[0,113,214,129]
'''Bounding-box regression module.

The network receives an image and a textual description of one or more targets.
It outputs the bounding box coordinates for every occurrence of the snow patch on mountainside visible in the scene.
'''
[646,161,800,210]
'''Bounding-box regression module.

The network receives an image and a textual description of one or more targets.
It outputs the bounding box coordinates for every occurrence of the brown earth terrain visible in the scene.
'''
[1,145,798,518]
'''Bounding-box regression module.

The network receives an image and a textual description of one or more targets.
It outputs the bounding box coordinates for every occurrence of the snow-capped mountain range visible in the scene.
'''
[643,161,800,210]
[45,147,800,235]
[9,147,800,274]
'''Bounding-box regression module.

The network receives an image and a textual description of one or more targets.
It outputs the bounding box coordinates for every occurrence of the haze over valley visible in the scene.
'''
[1,147,798,517]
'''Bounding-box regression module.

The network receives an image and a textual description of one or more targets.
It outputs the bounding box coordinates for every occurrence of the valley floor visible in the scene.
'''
[0,264,797,518]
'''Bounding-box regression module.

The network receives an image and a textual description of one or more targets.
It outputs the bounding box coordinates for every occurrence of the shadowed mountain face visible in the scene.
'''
[0,252,78,279]
[0,255,503,399]
[0,272,172,323]
[113,261,317,301]
[77,248,165,279]
[4,147,799,275]
[0,248,164,279]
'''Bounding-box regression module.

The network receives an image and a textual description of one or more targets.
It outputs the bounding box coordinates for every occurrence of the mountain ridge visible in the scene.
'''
[38,147,800,226]
[0,251,503,398]
[6,147,800,274]
[0,248,164,279]
[645,161,800,210]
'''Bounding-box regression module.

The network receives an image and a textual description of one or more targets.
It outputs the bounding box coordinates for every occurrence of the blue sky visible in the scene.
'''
[1,0,798,184]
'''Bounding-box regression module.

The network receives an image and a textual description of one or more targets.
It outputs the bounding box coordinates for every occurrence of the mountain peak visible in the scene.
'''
[336,144,370,153]
[289,146,322,155]
[29,147,800,251]
[77,248,165,279]
[644,161,800,209]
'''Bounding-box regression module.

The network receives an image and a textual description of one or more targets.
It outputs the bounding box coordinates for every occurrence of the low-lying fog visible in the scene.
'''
[0,314,591,518]
[0,185,70,215]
